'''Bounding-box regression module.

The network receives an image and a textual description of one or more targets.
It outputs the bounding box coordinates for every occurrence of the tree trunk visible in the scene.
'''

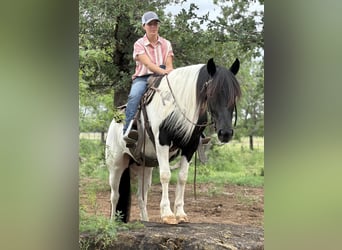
[249,135,254,150]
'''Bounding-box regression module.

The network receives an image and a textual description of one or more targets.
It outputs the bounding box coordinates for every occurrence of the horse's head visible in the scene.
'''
[205,58,241,143]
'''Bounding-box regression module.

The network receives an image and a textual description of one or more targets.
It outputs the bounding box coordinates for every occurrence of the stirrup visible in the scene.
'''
[123,129,138,147]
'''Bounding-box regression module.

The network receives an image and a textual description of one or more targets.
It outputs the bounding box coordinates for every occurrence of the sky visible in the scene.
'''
[165,0,221,21]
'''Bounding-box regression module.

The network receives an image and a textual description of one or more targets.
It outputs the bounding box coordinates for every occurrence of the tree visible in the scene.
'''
[237,60,264,149]
[209,0,264,59]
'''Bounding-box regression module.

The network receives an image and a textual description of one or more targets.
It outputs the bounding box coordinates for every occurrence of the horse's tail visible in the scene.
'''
[116,167,131,223]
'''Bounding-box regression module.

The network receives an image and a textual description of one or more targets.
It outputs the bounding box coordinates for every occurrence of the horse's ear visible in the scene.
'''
[230,58,240,75]
[207,58,216,76]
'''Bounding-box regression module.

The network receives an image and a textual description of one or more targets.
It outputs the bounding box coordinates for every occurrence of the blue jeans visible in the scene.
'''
[123,75,150,133]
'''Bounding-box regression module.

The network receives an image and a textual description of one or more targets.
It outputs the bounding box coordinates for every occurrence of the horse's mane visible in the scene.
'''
[197,65,242,109]
[155,64,204,143]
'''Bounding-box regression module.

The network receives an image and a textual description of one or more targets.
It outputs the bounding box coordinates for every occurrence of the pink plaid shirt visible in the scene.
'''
[132,34,174,79]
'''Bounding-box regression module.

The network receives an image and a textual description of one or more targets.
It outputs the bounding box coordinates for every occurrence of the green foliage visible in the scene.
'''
[79,139,106,178]
[211,0,264,58]
[150,137,264,187]
[189,138,264,187]
[79,211,117,249]
[236,60,264,138]
[79,209,144,250]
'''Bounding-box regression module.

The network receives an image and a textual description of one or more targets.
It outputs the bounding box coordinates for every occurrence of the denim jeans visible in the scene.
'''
[123,75,150,133]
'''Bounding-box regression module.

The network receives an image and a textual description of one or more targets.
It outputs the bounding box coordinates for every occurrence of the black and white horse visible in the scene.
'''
[105,58,241,224]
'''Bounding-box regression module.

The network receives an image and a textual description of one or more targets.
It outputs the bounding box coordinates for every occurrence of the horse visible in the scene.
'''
[105,58,241,224]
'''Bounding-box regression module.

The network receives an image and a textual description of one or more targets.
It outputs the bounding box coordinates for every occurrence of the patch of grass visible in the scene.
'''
[79,211,118,249]
[188,141,264,187]
[189,171,263,187]
[79,210,144,250]
[235,191,260,207]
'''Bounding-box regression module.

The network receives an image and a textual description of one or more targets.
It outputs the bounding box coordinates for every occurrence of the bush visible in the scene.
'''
[80,139,105,177]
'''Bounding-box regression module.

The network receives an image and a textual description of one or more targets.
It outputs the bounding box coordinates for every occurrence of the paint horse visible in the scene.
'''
[105,58,241,224]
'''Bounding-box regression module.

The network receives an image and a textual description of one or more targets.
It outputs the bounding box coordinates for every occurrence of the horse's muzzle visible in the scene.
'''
[218,129,233,143]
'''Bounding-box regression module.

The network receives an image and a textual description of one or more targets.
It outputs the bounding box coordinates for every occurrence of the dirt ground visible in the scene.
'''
[80,180,264,227]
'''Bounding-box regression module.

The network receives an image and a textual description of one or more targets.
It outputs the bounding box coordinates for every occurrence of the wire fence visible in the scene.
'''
[79,132,105,140]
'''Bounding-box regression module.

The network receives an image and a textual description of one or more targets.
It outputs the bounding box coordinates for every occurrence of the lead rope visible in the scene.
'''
[234,104,238,127]
[194,151,198,200]
[141,122,147,201]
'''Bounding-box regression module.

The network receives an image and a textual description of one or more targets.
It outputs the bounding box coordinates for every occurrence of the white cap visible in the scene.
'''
[142,11,160,25]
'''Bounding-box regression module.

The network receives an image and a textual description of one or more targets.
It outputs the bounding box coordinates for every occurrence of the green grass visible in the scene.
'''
[79,209,144,250]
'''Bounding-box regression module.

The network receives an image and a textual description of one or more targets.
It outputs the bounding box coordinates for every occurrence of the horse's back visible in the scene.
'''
[105,118,125,167]
[106,118,121,145]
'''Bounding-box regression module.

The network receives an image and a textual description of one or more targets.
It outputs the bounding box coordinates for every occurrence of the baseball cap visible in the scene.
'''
[142,11,160,25]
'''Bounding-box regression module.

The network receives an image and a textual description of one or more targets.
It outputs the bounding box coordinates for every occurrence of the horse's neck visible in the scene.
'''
[166,64,202,107]
[147,65,204,141]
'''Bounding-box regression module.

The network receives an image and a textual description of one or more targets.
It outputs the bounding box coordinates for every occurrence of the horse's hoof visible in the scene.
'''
[176,216,189,223]
[161,215,178,224]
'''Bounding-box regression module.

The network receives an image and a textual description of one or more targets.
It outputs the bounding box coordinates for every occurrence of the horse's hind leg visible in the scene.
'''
[174,156,190,223]
[109,167,125,219]
[133,165,153,221]
[108,156,130,220]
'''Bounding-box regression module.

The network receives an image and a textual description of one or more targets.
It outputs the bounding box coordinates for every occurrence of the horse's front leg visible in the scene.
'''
[156,145,177,224]
[174,156,190,223]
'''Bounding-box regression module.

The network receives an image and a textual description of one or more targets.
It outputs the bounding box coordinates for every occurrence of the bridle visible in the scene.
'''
[165,75,238,129]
